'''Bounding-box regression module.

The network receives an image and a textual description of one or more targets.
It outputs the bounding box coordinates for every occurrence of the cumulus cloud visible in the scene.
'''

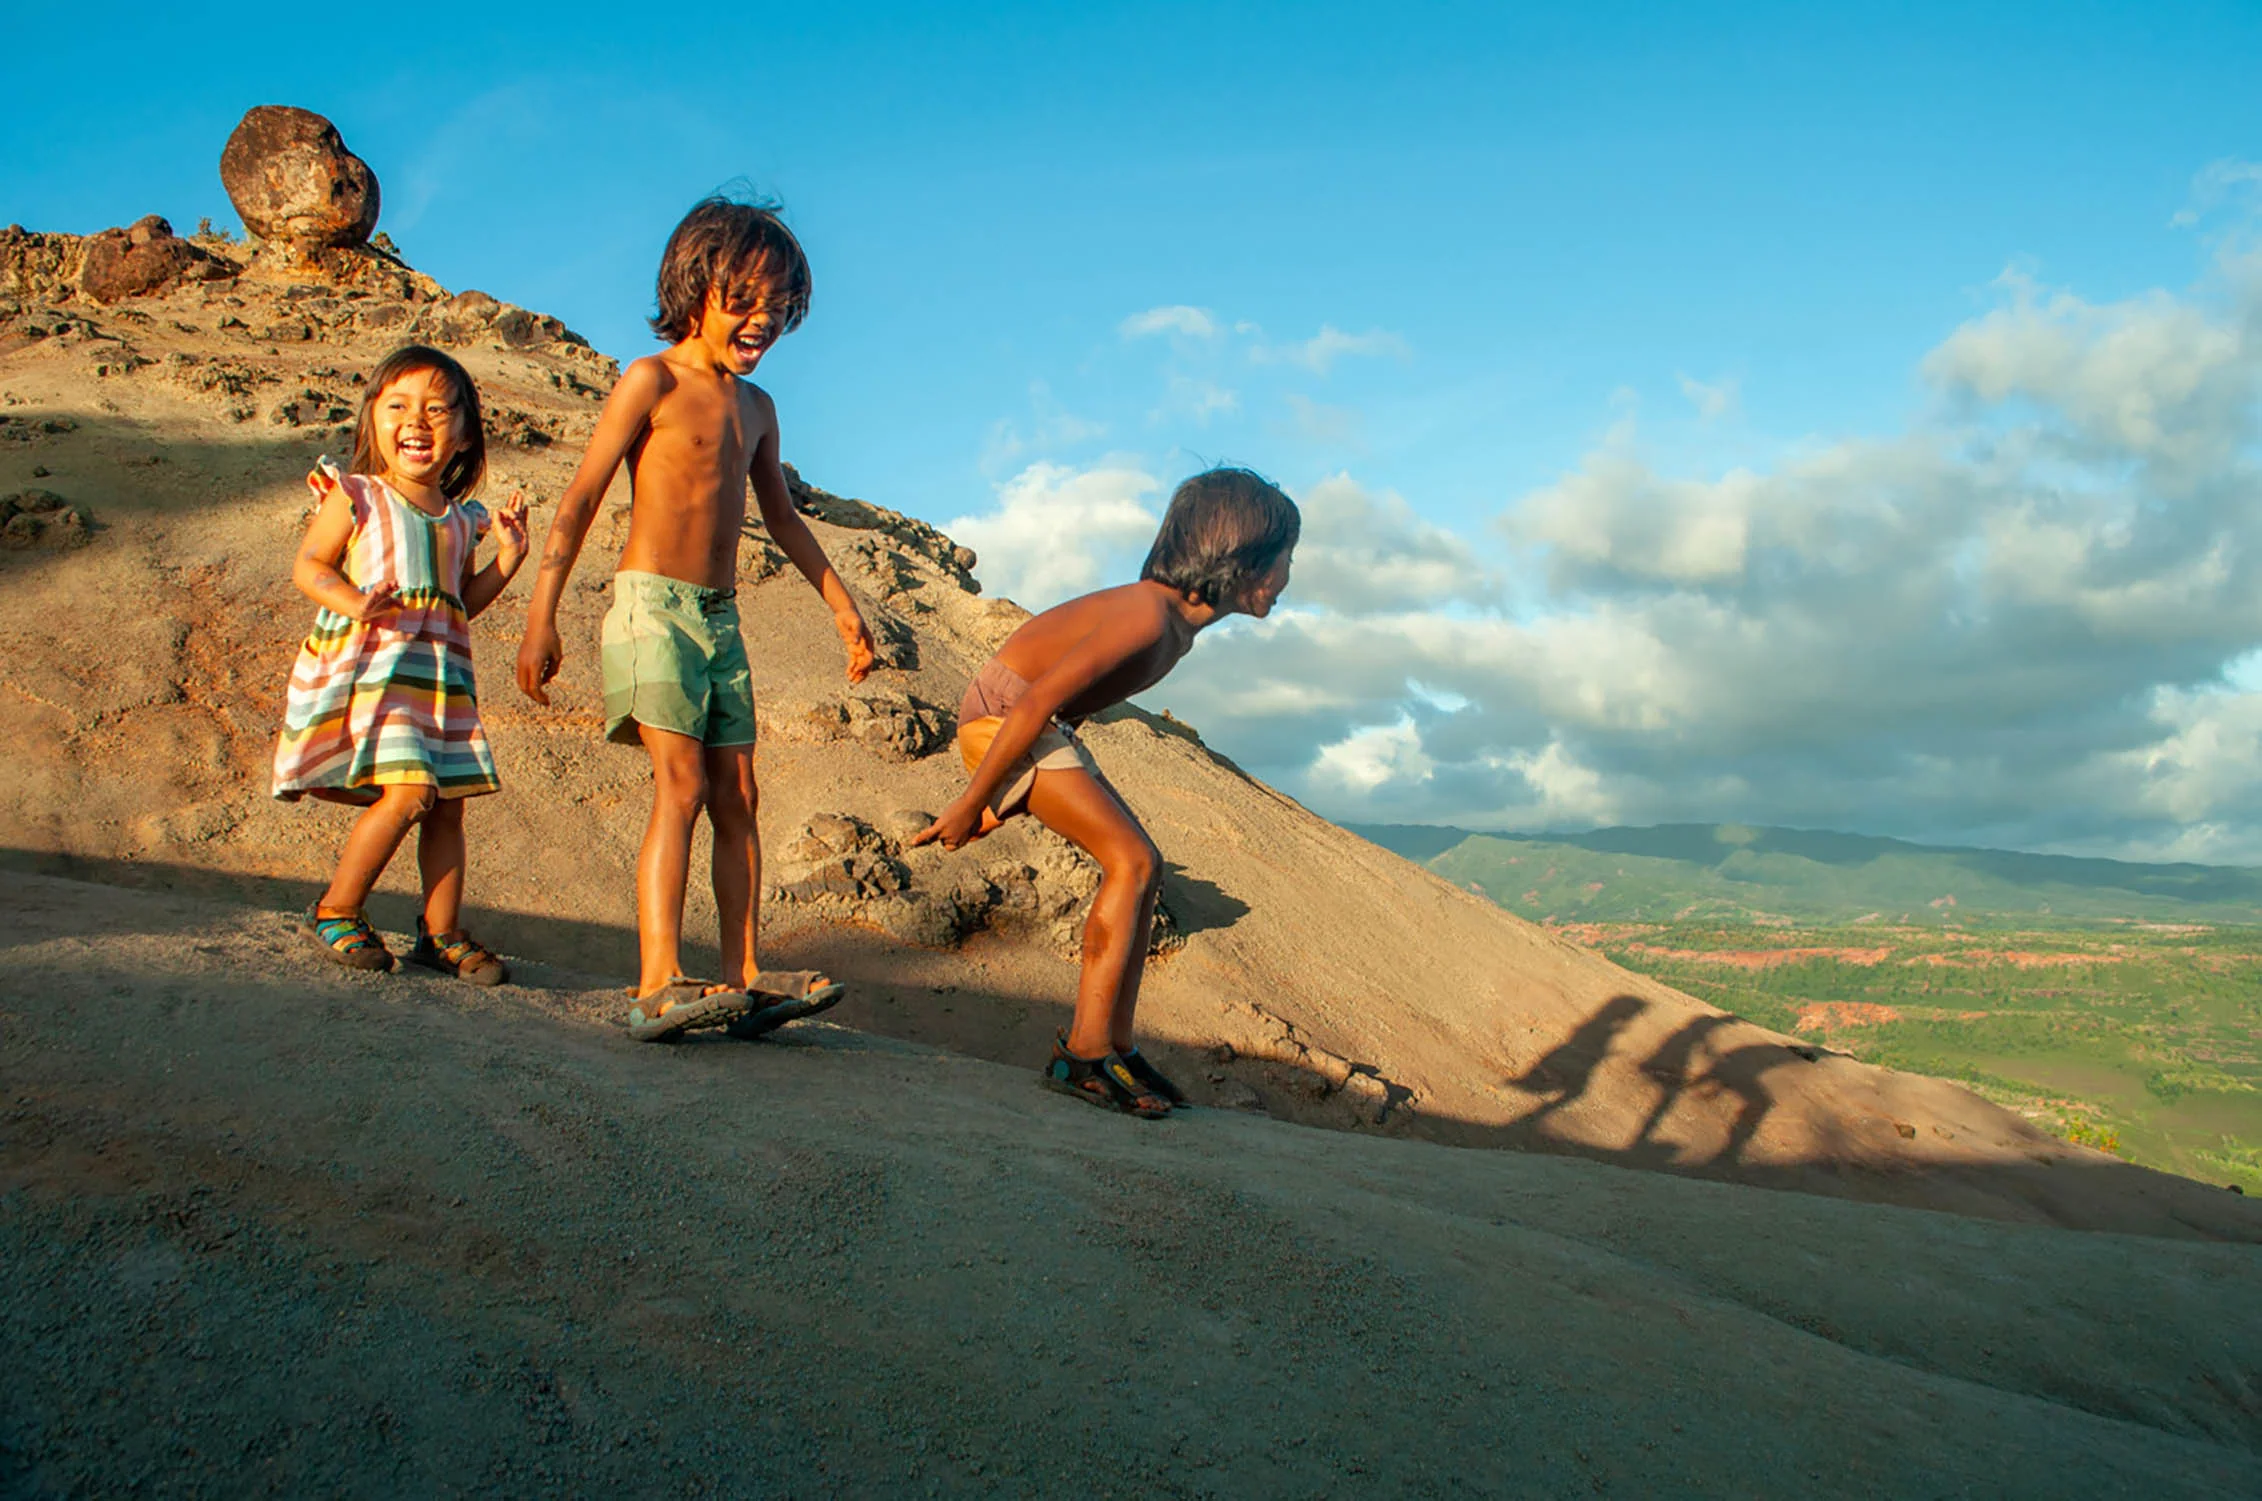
[1676,372,1740,420]
[1290,474,1494,613]
[1253,324,1412,374]
[946,461,1161,610]
[1148,243,2262,859]
[1121,305,1220,339]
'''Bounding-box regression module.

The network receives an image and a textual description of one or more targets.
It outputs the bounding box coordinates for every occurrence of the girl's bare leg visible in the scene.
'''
[416,796,467,934]
[319,783,437,915]
[704,742,760,989]
[635,724,709,998]
[1024,766,1162,1058]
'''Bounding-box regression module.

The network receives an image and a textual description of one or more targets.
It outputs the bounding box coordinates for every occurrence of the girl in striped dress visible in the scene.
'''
[273,344,529,982]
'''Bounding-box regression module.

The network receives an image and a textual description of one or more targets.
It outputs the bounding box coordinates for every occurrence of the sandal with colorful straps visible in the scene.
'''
[1042,1032,1172,1119]
[303,904,395,973]
[409,918,509,987]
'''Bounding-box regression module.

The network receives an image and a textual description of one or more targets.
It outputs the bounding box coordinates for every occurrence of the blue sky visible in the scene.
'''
[10,3,2262,856]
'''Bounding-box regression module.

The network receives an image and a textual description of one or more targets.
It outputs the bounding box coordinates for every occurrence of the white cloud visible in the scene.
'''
[1676,371,1740,420]
[946,461,1161,610]
[1290,473,1493,612]
[1312,717,1434,794]
[1120,305,1220,339]
[2170,158,2262,228]
[1159,375,1239,424]
[1254,324,1412,374]
[1144,241,2262,858]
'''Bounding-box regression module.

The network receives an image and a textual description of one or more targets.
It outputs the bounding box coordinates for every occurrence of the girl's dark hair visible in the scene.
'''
[1139,467,1301,607]
[650,194,812,344]
[349,344,486,500]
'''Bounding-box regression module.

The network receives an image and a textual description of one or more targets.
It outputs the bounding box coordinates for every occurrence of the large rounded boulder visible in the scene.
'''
[219,106,379,254]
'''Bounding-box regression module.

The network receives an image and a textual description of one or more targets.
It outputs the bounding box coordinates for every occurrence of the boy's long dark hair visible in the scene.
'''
[1139,467,1301,608]
[651,194,812,344]
[350,344,486,501]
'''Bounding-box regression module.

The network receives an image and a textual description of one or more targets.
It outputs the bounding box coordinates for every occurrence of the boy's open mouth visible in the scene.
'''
[730,331,765,359]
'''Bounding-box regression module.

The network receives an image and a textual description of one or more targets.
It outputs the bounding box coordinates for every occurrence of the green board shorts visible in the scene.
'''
[601,570,758,747]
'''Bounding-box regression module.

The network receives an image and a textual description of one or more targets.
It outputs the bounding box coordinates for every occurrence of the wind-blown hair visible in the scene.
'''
[1139,467,1301,607]
[350,344,485,501]
[650,194,812,344]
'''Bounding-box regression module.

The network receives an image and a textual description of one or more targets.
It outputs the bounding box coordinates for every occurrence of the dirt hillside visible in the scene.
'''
[5,869,2260,1496]
[2,215,2258,1246]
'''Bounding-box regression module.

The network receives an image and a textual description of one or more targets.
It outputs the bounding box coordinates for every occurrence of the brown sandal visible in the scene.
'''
[409,919,509,986]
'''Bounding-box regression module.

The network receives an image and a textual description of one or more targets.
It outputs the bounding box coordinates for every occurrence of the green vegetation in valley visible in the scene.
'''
[1552,919,2262,1193]
[1347,821,2262,928]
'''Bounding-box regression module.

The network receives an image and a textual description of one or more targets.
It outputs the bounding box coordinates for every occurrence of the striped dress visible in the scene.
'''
[271,474,500,803]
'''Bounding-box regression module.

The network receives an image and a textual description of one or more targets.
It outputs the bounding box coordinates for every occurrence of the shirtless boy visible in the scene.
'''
[516,195,876,1042]
[911,468,1299,1115]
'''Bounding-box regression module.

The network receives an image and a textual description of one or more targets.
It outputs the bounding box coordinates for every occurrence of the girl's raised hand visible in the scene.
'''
[495,491,530,570]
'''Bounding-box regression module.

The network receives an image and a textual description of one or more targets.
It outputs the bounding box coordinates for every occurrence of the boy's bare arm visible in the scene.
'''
[514,361,664,703]
[747,394,876,683]
[912,607,1169,850]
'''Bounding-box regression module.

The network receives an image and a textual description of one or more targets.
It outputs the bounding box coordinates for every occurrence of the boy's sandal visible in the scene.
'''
[303,904,394,973]
[410,919,509,987]
[1043,1033,1172,1119]
[1119,1046,1190,1107]
[727,970,846,1040]
[626,977,750,1044]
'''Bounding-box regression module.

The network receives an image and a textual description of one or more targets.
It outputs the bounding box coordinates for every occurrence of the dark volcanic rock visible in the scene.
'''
[79,217,231,304]
[220,106,380,253]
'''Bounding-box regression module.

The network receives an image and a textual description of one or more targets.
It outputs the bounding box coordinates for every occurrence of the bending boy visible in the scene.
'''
[912,468,1299,1116]
[517,195,876,1042]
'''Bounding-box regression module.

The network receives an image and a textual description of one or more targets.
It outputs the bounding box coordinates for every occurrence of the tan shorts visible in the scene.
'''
[957,714,1092,818]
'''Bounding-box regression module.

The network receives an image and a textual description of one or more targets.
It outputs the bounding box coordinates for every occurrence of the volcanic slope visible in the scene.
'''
[1,225,2256,1243]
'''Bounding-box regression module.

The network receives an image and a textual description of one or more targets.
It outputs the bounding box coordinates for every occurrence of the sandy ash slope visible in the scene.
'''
[4,871,2261,1497]
[3,217,2261,1249]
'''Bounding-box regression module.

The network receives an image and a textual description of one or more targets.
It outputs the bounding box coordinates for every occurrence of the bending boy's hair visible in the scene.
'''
[1139,467,1301,607]
[649,194,813,343]
[349,344,486,500]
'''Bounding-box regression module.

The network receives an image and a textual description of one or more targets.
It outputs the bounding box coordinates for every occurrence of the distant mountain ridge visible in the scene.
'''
[1345,822,2262,926]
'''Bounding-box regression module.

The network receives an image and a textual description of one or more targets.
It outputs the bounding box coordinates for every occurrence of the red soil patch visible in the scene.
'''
[1623,944,1893,970]
[1795,1002,1904,1032]
[1907,950,2117,970]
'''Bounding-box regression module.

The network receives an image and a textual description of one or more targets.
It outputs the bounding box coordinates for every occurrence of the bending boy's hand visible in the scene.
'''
[909,798,988,853]
[516,622,563,705]
[836,607,877,684]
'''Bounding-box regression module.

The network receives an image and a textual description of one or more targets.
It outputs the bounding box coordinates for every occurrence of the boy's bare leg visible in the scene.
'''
[318,783,437,915]
[1025,767,1163,1058]
[416,796,467,934]
[704,741,760,989]
[635,723,710,999]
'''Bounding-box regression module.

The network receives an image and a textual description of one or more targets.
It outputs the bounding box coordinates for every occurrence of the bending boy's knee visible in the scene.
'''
[1108,838,1163,893]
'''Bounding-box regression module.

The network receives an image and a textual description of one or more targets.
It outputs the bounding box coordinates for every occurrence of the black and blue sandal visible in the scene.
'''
[1043,1032,1172,1119]
[1119,1046,1190,1107]
[626,978,750,1043]
[727,970,845,1040]
[303,904,394,972]
[409,919,509,987]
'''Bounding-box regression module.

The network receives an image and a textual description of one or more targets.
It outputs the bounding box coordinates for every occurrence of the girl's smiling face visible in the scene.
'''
[371,366,465,487]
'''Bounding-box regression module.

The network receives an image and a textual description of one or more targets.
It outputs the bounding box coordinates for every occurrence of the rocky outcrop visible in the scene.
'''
[0,488,93,550]
[220,107,380,259]
[768,811,1183,957]
[77,216,234,304]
